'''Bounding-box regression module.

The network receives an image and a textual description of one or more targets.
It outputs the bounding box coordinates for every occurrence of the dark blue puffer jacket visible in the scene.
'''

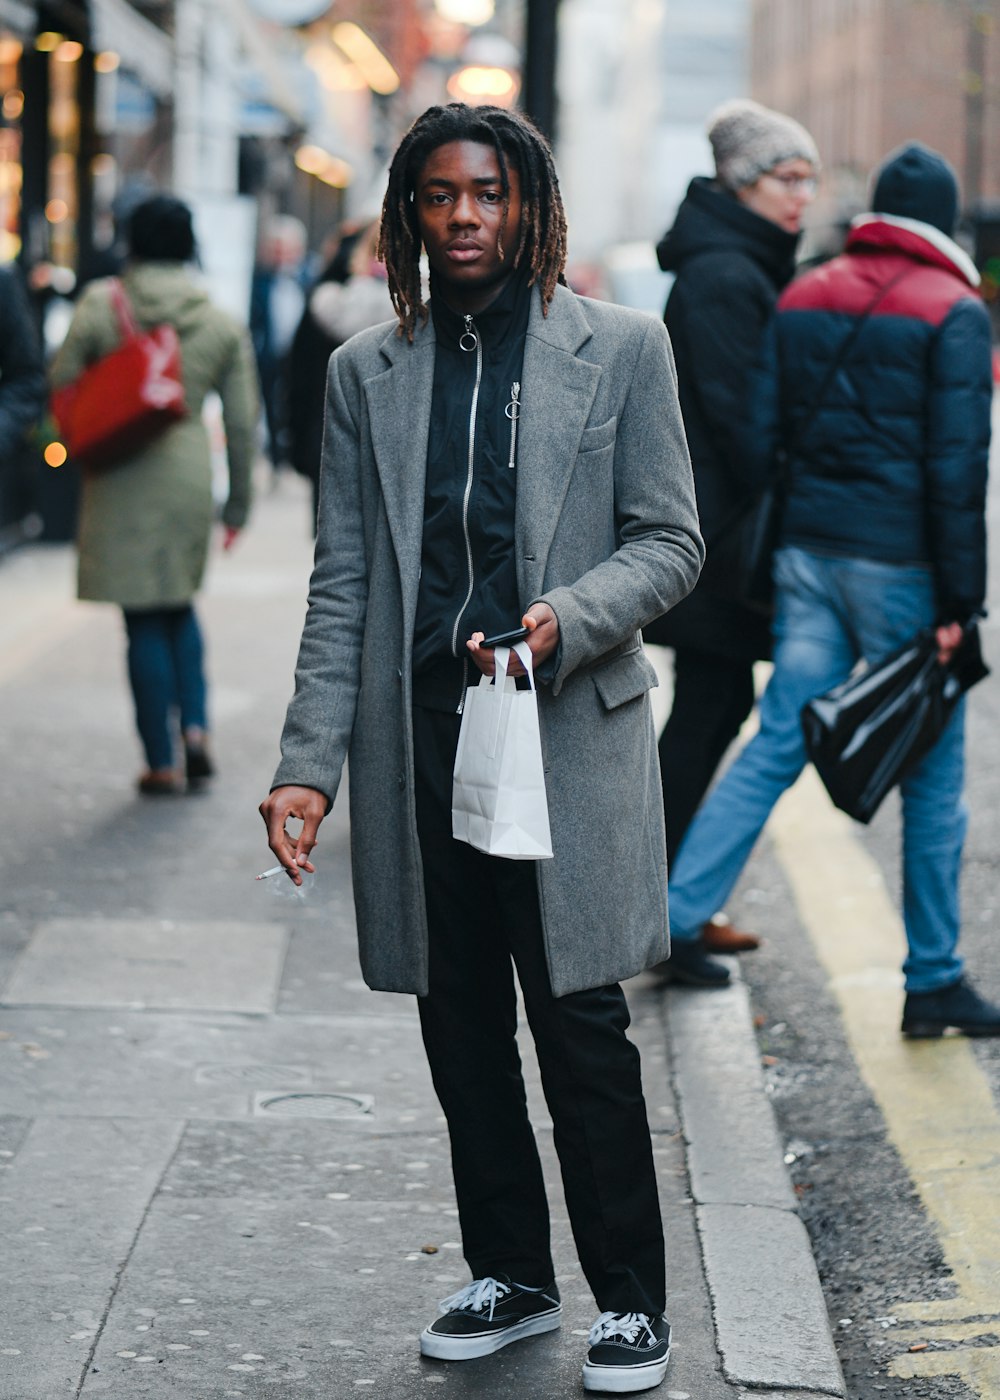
[749,216,993,620]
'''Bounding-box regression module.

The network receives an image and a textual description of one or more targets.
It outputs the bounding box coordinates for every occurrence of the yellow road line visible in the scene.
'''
[768,768,1000,1392]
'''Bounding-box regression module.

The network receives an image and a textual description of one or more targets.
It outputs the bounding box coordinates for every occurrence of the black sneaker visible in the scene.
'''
[902,977,1000,1038]
[583,1312,671,1393]
[420,1275,561,1360]
[661,937,730,988]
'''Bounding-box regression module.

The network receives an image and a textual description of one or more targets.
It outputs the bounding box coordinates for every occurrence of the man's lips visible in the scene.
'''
[445,242,484,262]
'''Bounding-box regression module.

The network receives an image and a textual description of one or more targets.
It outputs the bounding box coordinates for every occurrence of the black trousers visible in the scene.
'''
[412,705,666,1316]
[658,648,756,866]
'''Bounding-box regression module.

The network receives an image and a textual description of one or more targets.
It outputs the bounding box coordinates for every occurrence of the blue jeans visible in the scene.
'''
[123,606,208,770]
[667,547,967,993]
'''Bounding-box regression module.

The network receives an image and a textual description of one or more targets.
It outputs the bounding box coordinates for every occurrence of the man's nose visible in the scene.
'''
[450,192,480,226]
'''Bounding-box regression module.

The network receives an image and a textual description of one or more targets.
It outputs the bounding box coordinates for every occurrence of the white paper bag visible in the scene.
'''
[452,641,554,860]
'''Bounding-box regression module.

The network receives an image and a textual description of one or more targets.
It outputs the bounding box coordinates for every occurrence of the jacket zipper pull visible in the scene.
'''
[506,381,520,469]
[459,315,479,352]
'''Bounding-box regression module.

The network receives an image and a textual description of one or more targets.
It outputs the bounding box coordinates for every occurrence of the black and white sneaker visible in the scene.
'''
[420,1275,561,1360]
[583,1311,671,1393]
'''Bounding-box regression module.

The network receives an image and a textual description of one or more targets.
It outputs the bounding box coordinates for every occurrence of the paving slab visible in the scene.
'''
[0,1008,439,1127]
[0,1117,183,1400]
[2,919,289,1014]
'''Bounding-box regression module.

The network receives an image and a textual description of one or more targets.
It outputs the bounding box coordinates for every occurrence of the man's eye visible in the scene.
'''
[481,191,503,203]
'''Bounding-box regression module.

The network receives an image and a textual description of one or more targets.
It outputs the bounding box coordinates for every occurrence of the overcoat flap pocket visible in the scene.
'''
[578,416,618,453]
[591,648,659,710]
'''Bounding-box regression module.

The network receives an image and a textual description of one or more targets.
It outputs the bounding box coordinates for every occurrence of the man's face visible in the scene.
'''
[414,139,523,314]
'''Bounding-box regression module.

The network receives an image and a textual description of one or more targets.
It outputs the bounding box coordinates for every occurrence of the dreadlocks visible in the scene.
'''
[378,103,569,342]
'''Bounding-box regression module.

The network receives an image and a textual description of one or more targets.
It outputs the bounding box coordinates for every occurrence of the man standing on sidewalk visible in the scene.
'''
[665,142,1000,1038]
[260,103,702,1392]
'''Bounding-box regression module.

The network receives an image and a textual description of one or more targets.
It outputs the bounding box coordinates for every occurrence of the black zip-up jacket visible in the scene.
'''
[412,269,531,711]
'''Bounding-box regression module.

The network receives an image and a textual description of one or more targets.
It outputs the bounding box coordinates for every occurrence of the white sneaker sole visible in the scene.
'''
[582,1345,671,1393]
[420,1306,562,1360]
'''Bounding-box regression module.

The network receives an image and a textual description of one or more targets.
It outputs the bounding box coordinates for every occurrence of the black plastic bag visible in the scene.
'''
[801,624,989,825]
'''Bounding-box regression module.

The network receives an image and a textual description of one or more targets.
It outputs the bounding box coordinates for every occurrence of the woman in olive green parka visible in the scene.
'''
[51,194,258,793]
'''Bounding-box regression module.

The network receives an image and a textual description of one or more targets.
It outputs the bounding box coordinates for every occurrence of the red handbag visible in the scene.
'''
[51,278,187,468]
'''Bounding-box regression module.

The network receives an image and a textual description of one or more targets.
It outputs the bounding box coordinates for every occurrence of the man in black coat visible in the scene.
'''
[650,99,819,982]
[0,263,46,534]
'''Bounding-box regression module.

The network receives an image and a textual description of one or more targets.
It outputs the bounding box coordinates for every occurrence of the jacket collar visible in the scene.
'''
[428,265,533,351]
[848,213,980,288]
[375,277,594,363]
[658,176,801,289]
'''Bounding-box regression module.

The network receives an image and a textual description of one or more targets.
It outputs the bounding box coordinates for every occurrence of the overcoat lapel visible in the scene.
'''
[364,324,436,633]
[515,286,601,601]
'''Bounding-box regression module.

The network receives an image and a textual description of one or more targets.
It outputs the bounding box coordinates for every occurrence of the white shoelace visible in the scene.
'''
[438,1277,511,1322]
[588,1311,657,1347]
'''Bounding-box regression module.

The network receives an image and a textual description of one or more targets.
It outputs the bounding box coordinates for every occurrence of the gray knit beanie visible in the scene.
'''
[707,99,820,191]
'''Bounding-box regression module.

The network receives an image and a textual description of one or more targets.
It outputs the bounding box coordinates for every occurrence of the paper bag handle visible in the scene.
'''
[493,640,536,690]
[479,641,536,758]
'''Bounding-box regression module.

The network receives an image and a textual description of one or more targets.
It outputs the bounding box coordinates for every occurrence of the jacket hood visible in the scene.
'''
[120,262,218,331]
[848,214,980,288]
[656,177,800,287]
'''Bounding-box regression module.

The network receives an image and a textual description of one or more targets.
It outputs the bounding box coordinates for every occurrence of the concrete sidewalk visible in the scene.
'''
[0,474,844,1400]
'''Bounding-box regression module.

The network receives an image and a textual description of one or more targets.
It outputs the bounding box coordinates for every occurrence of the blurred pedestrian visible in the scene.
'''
[649,98,819,979]
[0,262,46,535]
[50,194,258,795]
[286,219,390,526]
[665,142,1000,1038]
[250,215,309,470]
[260,102,702,1391]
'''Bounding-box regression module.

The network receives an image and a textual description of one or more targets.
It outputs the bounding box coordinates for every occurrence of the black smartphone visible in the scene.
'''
[480,625,530,648]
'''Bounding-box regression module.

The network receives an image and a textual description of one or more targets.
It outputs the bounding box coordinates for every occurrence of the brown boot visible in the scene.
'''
[701,916,761,954]
[138,768,181,796]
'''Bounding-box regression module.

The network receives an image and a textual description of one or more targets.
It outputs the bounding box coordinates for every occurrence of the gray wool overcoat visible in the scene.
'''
[273,283,703,998]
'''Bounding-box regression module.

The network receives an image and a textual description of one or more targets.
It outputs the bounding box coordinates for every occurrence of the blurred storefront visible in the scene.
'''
[0,0,173,284]
[751,0,1000,286]
[0,0,541,542]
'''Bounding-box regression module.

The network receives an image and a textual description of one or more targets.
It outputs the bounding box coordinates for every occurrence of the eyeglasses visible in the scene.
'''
[764,172,818,196]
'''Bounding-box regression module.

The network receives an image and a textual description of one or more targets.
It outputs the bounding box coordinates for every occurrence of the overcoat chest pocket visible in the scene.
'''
[578,416,617,455]
[591,648,659,710]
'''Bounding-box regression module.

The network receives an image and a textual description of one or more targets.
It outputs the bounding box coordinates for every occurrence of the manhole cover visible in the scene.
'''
[253,1091,375,1119]
[195,1064,311,1087]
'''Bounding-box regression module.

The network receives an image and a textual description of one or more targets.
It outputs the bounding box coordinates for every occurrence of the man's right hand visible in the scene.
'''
[259,785,327,885]
[935,621,964,666]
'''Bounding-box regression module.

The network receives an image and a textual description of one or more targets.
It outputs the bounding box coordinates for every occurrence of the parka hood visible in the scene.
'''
[656,176,800,290]
[847,214,980,288]
[120,262,218,332]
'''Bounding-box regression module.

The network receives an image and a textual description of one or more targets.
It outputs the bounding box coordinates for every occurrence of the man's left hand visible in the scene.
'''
[467,604,559,678]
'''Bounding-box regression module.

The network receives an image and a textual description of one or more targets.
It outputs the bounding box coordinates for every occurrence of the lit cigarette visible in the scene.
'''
[255,864,286,881]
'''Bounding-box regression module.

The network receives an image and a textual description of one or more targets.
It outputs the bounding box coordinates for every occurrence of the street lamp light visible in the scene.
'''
[447,32,520,108]
[435,0,495,23]
[331,21,400,96]
[447,63,518,105]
